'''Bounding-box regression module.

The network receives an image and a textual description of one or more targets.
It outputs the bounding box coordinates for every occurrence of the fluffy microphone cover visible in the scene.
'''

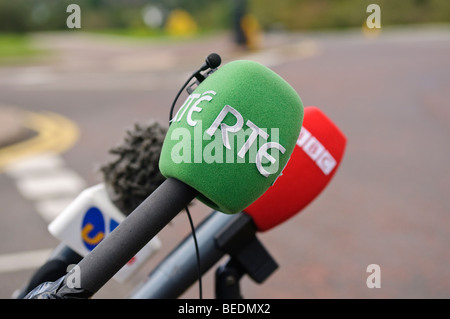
[159,60,303,214]
[100,121,167,215]
[245,106,347,231]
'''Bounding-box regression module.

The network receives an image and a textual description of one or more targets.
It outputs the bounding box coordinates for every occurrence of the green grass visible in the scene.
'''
[0,33,45,64]
[91,27,167,38]
[87,27,223,43]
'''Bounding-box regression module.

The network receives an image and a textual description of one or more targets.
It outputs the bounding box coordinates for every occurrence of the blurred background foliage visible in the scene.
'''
[0,0,449,34]
[252,0,450,31]
[0,0,449,62]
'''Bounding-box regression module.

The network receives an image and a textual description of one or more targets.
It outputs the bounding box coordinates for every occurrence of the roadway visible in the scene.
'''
[0,25,449,299]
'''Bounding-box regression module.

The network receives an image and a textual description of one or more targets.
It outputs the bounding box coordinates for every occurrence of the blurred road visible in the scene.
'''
[0,25,449,299]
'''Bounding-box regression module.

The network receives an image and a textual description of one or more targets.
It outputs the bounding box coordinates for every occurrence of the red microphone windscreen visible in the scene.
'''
[244,106,347,231]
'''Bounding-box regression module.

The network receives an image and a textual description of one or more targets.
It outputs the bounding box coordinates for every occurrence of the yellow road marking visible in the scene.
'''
[0,111,79,172]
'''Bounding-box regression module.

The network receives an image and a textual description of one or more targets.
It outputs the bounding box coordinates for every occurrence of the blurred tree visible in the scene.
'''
[0,1,32,33]
[0,0,448,34]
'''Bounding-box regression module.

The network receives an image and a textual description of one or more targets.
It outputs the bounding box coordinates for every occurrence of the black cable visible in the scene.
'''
[169,73,203,299]
[185,206,202,299]
[169,73,195,123]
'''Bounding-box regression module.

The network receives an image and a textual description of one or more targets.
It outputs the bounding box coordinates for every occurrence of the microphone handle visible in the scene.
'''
[16,243,82,299]
[130,211,237,299]
[61,178,197,298]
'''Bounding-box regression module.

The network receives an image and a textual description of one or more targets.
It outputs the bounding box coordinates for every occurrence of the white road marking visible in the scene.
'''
[4,152,87,222]
[240,39,320,68]
[35,197,77,223]
[4,153,65,178]
[15,169,86,201]
[1,111,85,274]
[1,152,87,273]
[0,248,53,274]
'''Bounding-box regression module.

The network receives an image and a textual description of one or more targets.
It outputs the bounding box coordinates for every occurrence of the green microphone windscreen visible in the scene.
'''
[159,60,303,214]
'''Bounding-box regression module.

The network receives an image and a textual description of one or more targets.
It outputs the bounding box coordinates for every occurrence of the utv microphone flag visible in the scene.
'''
[159,60,304,214]
[245,106,347,231]
[47,183,162,283]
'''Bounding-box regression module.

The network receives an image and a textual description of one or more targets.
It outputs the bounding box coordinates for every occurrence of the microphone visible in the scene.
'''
[47,121,168,283]
[161,59,304,214]
[199,53,222,72]
[245,106,347,231]
[26,59,303,298]
[129,106,346,299]
[192,53,221,83]
[16,122,168,298]
[47,183,163,283]
[100,121,168,215]
[173,53,222,98]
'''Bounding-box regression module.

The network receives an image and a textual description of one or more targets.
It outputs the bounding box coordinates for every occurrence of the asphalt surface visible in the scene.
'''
[0,25,449,299]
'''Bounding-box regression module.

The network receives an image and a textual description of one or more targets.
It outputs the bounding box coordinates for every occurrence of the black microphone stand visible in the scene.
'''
[129,211,278,299]
[213,213,278,299]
